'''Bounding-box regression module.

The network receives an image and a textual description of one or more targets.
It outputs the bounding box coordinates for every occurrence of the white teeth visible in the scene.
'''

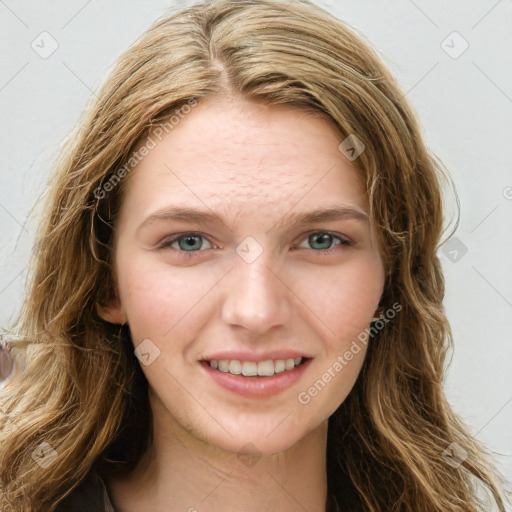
[274,360,285,373]
[257,359,274,377]
[242,361,257,376]
[208,357,304,376]
[229,360,242,375]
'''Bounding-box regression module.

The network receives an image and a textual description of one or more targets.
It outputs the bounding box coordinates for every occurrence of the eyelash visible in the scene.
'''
[158,231,353,259]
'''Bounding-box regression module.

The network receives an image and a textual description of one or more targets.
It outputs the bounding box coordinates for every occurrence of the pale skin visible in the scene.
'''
[99,94,385,512]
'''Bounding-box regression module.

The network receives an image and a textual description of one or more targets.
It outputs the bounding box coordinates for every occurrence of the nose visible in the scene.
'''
[221,256,292,336]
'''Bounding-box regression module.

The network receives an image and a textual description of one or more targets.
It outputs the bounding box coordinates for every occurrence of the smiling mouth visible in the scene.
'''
[203,357,310,377]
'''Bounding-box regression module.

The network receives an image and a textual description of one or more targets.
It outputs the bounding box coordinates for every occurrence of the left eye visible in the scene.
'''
[296,232,352,251]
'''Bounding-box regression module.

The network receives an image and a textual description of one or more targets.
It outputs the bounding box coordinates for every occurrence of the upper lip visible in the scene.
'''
[201,351,312,362]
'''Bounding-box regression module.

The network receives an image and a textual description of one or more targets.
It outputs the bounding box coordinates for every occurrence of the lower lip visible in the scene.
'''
[200,359,312,398]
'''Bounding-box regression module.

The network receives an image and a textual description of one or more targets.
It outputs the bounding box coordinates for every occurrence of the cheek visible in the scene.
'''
[294,257,382,413]
[115,253,211,342]
[292,253,384,343]
[304,256,383,411]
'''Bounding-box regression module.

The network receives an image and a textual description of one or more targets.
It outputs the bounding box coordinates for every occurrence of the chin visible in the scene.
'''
[210,432,305,458]
[194,413,322,458]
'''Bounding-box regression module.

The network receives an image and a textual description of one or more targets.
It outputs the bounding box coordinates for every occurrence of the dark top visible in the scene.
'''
[56,472,115,512]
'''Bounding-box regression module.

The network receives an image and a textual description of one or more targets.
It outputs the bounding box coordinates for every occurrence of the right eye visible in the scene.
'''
[158,232,216,254]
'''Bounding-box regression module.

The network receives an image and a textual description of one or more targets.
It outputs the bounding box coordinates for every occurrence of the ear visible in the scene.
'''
[96,301,126,325]
[95,286,127,325]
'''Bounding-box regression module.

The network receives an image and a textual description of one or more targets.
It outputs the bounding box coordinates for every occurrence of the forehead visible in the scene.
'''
[121,95,367,221]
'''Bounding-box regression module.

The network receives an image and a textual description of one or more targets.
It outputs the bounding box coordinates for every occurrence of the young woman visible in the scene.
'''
[0,0,509,510]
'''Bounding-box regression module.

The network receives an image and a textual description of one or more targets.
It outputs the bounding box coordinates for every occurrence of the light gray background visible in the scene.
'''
[1,0,511,490]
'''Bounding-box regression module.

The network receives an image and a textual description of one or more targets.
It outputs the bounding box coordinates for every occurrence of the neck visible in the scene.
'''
[107,393,329,512]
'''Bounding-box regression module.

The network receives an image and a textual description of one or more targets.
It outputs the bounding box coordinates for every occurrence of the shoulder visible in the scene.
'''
[55,471,115,512]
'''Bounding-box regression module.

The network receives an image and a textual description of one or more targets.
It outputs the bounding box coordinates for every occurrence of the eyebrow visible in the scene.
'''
[137,204,369,233]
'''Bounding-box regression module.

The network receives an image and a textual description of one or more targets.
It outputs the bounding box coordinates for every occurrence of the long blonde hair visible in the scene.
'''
[0,1,509,510]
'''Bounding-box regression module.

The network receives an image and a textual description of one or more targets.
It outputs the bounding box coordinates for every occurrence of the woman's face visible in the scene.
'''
[105,95,385,455]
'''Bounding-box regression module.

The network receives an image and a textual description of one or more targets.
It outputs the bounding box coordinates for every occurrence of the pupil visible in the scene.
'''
[311,233,331,249]
[180,236,200,250]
